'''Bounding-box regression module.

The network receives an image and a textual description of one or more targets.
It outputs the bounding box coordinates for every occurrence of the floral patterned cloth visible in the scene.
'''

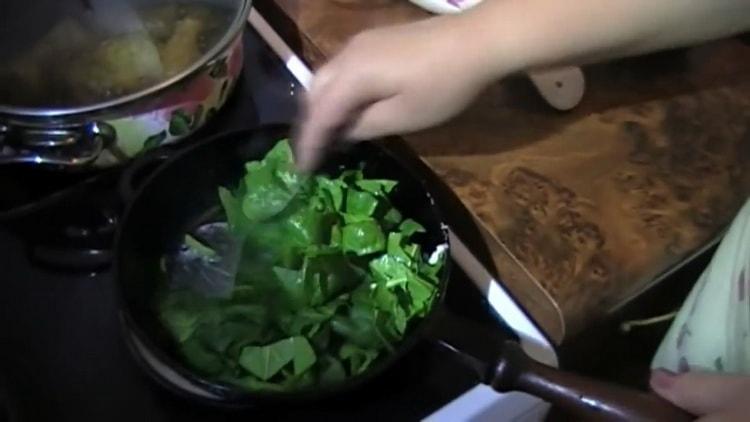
[652,199,750,374]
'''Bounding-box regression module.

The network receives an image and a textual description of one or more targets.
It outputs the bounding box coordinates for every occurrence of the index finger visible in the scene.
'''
[294,65,390,172]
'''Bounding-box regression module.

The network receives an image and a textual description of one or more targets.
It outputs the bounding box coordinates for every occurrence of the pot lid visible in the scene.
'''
[0,0,249,115]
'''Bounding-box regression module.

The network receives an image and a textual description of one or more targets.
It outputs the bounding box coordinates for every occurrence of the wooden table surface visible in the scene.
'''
[255,0,750,344]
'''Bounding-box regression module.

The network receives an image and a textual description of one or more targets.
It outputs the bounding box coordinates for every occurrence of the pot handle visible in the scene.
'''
[27,203,120,273]
[0,122,115,168]
[490,340,694,422]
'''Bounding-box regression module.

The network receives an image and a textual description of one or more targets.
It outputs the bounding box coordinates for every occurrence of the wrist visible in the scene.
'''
[449,1,531,83]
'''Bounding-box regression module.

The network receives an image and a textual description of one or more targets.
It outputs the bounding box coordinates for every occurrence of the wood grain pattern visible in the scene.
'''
[258,0,750,343]
[420,83,750,335]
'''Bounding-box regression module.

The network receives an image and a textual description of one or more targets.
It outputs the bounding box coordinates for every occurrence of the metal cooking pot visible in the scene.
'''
[0,0,252,168]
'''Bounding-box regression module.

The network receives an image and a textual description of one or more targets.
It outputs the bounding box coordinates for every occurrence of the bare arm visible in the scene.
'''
[469,0,750,75]
[296,0,750,170]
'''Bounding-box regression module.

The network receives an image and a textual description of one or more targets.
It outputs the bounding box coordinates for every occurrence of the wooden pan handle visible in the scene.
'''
[489,341,694,422]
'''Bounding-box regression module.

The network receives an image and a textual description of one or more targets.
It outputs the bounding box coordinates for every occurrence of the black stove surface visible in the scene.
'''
[0,27,511,422]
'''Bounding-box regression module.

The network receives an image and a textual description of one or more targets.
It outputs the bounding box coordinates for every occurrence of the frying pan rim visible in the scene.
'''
[114,124,452,406]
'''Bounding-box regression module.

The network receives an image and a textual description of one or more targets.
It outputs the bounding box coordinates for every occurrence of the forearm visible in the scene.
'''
[459,0,750,77]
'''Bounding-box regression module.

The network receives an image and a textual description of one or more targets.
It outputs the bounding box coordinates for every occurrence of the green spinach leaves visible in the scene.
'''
[157,139,446,392]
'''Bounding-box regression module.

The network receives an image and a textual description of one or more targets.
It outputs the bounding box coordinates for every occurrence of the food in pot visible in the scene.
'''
[156,140,447,392]
[160,16,205,77]
[0,4,227,108]
[66,33,164,103]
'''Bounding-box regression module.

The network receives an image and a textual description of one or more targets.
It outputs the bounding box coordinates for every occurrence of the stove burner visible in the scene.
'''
[2,167,122,272]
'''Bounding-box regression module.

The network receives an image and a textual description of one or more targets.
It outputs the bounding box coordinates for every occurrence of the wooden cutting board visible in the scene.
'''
[255,0,750,344]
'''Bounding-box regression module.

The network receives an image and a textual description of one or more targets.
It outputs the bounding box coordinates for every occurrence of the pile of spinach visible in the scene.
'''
[157,139,445,392]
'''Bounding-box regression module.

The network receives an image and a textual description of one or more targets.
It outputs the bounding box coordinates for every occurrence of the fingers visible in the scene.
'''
[295,68,351,172]
[294,57,394,172]
[650,369,750,416]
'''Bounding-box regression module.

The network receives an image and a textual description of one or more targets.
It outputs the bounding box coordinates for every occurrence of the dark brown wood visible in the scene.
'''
[491,341,693,422]
[257,0,750,343]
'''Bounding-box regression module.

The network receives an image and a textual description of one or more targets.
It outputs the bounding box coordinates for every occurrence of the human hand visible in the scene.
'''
[294,15,500,171]
[650,369,750,421]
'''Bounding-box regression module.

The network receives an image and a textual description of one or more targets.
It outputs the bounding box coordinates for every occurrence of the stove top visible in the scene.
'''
[0,25,517,422]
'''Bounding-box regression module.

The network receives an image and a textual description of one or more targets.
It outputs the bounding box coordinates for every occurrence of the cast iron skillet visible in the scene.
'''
[115,124,691,421]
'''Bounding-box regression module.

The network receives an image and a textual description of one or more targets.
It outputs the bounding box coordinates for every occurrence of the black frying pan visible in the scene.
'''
[115,124,692,420]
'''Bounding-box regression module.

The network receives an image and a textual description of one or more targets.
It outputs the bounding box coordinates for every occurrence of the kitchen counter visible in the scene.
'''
[255,0,750,344]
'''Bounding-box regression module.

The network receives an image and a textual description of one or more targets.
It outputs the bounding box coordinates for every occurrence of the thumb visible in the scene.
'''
[650,369,750,416]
